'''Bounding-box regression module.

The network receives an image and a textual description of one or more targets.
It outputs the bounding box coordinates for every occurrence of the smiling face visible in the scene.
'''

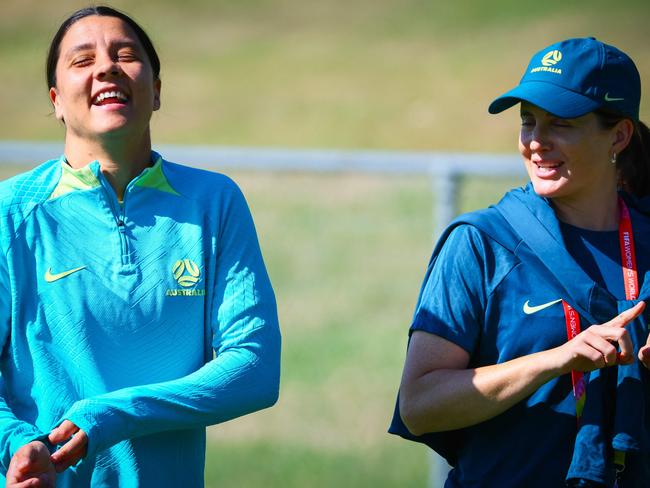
[49,15,161,143]
[519,103,623,205]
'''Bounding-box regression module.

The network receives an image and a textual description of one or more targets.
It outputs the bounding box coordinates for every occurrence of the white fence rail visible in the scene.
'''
[0,141,525,238]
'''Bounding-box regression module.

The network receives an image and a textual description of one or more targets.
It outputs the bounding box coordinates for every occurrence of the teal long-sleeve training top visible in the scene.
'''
[0,152,281,487]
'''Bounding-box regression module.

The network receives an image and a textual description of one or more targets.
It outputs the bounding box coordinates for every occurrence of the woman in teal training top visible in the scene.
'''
[2,6,280,487]
[391,38,650,487]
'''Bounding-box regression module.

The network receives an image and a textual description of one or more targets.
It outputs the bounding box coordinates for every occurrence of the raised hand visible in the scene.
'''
[555,301,645,373]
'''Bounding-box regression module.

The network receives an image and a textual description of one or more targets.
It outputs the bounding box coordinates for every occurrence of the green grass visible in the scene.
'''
[205,440,426,487]
[2,0,650,150]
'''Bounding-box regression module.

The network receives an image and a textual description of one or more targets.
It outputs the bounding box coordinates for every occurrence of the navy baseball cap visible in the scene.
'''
[488,37,640,120]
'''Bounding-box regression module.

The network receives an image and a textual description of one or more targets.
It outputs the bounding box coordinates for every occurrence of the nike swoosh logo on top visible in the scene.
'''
[44,266,87,283]
[604,93,625,102]
[523,298,563,315]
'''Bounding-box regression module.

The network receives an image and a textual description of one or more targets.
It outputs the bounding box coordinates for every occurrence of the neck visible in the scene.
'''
[63,131,153,200]
[552,187,619,231]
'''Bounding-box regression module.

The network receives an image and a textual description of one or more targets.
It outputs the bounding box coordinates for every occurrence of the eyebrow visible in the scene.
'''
[63,41,141,58]
[63,43,95,58]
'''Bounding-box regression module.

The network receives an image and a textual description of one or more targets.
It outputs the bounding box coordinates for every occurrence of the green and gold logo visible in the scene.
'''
[541,50,562,66]
[173,259,200,287]
[166,259,205,297]
[531,49,563,75]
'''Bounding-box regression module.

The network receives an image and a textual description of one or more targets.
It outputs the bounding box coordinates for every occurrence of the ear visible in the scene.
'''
[49,87,65,121]
[152,79,161,111]
[611,118,635,155]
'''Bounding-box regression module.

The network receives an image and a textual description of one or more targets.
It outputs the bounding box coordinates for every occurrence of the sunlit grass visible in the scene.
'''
[2,0,649,150]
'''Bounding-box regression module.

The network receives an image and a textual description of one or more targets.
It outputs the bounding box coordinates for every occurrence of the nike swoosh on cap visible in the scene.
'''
[604,93,625,102]
[44,266,87,283]
[523,298,563,315]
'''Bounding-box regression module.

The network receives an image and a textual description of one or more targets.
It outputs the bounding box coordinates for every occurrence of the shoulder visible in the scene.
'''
[0,159,62,218]
[426,206,522,297]
[436,222,517,275]
[439,206,519,258]
[160,158,244,203]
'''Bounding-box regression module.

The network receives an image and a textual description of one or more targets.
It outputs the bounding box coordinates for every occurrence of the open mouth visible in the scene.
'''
[93,90,129,106]
[534,160,563,172]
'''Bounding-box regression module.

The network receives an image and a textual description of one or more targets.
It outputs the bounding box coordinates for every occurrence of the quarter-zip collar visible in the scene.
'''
[49,151,177,201]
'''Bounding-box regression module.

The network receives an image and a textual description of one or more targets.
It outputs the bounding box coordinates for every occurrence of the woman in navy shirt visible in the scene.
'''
[392,38,650,487]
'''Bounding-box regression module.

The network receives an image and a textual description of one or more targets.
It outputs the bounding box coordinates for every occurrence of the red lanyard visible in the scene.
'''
[564,197,639,419]
[563,301,586,417]
[618,197,639,301]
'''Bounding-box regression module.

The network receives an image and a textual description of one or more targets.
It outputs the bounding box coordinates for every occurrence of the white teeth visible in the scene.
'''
[94,90,128,104]
[535,162,561,169]
[536,164,561,173]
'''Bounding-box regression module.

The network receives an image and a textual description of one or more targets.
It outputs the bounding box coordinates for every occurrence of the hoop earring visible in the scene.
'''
[611,152,617,164]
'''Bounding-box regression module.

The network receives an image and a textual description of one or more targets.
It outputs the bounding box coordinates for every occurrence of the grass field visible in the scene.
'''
[2,0,649,485]
[2,0,649,151]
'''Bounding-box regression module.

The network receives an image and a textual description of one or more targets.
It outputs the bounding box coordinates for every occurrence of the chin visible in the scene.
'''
[93,119,143,138]
[530,179,568,199]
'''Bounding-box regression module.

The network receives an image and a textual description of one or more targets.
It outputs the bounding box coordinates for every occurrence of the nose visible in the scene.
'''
[525,125,551,152]
[94,54,121,79]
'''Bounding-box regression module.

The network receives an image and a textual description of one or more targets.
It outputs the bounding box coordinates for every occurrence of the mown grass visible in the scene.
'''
[2,0,649,151]
[204,440,425,487]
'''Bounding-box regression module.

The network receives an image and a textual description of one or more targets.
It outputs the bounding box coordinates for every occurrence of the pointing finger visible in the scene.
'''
[608,301,645,328]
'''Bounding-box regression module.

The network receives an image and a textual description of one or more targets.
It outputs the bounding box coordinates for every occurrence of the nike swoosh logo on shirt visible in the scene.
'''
[44,266,87,283]
[523,298,563,315]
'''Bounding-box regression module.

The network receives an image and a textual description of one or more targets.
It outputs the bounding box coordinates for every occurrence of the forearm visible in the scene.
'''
[61,338,280,458]
[400,347,565,435]
[0,403,47,473]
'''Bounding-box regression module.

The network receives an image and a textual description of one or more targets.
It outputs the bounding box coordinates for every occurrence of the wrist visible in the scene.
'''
[541,345,572,378]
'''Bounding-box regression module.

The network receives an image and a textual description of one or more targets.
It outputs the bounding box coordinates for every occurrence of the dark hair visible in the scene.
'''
[46,6,160,88]
[595,110,650,198]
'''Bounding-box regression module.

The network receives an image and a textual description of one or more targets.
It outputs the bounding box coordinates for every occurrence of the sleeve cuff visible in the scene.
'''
[410,309,475,354]
[4,425,48,471]
[59,400,103,460]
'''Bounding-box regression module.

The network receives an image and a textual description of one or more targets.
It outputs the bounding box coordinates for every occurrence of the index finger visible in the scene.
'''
[50,431,87,471]
[48,420,79,445]
[608,301,646,328]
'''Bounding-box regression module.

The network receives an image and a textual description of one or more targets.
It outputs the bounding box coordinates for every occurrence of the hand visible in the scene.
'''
[6,441,56,488]
[48,421,88,473]
[556,301,645,373]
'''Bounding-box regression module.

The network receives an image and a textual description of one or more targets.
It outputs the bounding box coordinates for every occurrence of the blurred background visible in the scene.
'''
[2,0,650,486]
